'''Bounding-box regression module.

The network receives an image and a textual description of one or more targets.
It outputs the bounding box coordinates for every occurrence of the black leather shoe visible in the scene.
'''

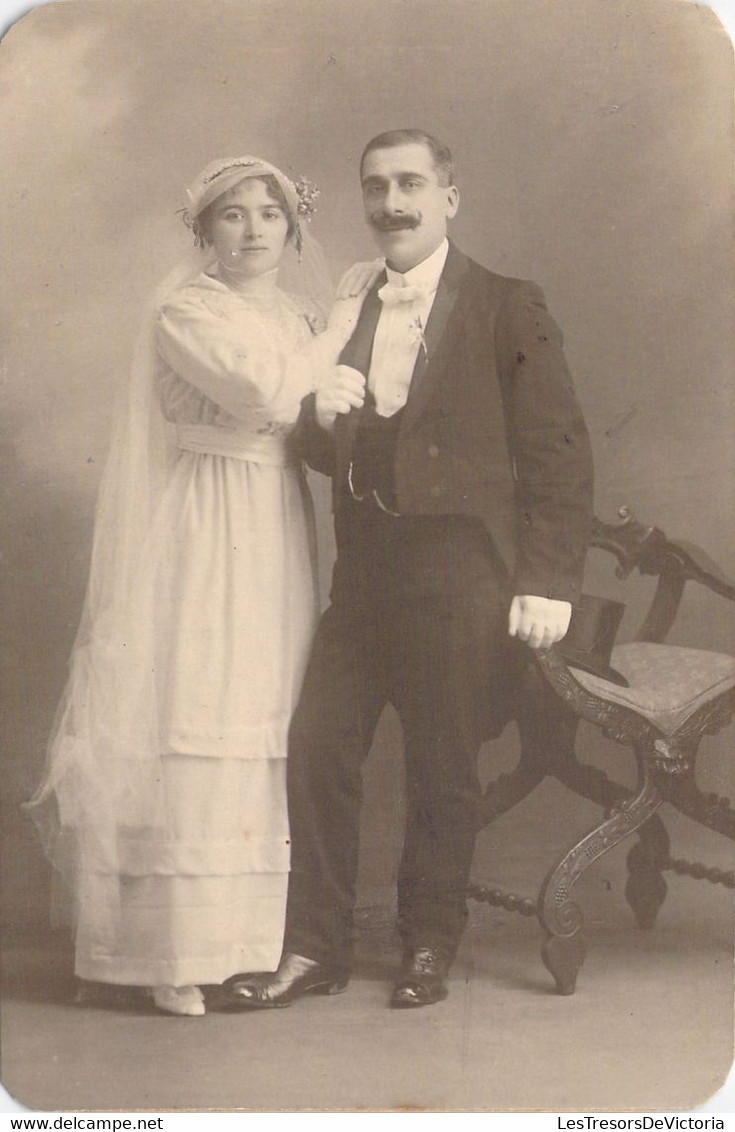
[390,946,451,1009]
[219,952,349,1010]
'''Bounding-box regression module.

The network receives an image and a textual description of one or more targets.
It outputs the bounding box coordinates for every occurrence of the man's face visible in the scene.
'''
[361,142,459,272]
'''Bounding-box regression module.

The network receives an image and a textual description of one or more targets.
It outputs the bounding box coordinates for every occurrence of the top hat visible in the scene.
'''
[557,593,630,687]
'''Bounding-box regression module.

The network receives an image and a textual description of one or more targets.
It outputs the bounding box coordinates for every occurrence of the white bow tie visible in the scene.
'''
[377,281,429,307]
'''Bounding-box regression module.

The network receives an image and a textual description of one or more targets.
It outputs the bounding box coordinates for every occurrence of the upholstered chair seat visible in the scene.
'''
[571,644,735,736]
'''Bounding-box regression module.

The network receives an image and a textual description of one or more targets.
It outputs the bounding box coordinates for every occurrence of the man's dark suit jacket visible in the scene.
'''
[303,241,594,606]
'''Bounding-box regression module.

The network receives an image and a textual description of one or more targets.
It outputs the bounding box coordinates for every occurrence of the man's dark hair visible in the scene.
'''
[360,129,454,187]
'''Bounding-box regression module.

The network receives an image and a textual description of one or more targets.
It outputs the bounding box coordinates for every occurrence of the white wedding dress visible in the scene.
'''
[35,267,326,987]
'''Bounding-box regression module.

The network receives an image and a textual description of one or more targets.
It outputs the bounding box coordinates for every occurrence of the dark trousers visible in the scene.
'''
[283,498,520,970]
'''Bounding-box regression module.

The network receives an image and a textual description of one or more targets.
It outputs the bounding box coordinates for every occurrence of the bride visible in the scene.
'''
[26,155,371,1016]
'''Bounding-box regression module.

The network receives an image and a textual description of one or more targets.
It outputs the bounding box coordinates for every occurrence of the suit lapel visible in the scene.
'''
[334,274,385,455]
[339,279,383,376]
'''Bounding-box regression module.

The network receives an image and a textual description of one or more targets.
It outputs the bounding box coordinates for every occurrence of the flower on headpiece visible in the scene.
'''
[291,175,320,222]
[177,207,205,247]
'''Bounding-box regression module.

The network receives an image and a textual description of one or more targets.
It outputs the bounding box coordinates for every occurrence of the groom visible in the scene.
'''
[225,128,594,1009]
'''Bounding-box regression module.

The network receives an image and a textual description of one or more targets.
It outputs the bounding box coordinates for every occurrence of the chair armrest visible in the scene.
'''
[590,508,735,643]
[665,540,735,601]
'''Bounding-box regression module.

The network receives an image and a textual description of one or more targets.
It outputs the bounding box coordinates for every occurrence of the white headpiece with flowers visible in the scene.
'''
[180,155,321,256]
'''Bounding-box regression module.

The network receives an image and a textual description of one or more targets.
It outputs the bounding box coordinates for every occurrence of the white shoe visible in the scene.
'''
[152,984,205,1016]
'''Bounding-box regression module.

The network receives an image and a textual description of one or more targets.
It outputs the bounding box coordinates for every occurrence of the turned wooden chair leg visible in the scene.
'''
[625,813,671,929]
[537,763,663,994]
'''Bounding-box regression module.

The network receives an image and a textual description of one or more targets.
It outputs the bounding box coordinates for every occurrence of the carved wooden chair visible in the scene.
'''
[469,507,735,994]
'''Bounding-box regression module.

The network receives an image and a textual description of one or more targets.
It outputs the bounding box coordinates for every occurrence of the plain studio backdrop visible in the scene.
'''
[1,0,733,1112]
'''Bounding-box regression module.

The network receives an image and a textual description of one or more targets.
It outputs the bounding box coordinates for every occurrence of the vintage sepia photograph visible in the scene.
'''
[2,0,734,1115]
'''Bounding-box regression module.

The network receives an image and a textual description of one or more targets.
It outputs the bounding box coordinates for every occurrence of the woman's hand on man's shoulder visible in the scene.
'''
[335,259,385,299]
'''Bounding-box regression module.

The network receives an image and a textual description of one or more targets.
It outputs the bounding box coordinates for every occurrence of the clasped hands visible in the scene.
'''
[315,364,366,430]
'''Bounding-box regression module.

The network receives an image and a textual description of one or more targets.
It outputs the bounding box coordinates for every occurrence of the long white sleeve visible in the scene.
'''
[156,285,343,426]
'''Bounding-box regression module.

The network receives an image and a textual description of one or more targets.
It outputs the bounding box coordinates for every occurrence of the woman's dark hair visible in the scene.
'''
[195,174,295,245]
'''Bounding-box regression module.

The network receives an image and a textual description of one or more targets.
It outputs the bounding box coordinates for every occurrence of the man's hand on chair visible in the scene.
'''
[508,595,572,649]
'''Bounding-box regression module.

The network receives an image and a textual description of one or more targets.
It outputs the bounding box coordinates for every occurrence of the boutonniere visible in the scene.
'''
[408,315,428,361]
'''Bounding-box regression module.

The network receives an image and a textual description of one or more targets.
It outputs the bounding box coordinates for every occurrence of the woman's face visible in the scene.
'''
[208,178,290,278]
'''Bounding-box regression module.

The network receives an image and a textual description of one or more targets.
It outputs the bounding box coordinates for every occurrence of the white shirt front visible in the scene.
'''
[368,239,449,418]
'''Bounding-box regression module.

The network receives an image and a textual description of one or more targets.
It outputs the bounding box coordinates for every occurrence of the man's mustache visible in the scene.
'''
[369,211,422,232]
